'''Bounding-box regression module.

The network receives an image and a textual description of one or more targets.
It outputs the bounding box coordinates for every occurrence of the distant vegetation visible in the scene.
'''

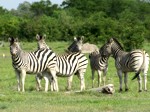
[0,0,150,50]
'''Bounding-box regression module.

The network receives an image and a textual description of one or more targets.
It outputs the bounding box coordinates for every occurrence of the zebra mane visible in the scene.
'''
[112,38,124,50]
[39,35,43,40]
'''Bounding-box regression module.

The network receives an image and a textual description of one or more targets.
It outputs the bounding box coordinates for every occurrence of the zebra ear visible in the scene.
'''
[74,36,77,41]
[108,38,114,44]
[36,34,40,40]
[8,37,14,44]
[43,34,46,40]
[81,36,84,41]
[15,38,19,42]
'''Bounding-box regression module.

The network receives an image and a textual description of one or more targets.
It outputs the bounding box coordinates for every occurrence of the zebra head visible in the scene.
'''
[36,34,49,49]
[100,38,115,57]
[100,38,124,57]
[9,37,21,56]
[67,36,84,52]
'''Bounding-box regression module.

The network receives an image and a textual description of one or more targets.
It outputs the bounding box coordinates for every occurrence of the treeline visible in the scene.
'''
[0,0,150,50]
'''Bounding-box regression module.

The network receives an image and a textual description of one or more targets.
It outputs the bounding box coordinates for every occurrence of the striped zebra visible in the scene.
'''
[101,38,149,92]
[35,34,52,91]
[67,36,109,88]
[89,49,109,88]
[67,36,99,53]
[9,37,58,92]
[36,34,88,91]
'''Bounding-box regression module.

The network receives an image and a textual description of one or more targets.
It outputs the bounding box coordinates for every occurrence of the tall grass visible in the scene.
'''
[0,41,150,112]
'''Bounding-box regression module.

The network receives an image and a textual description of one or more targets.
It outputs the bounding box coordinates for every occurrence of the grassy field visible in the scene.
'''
[0,41,150,112]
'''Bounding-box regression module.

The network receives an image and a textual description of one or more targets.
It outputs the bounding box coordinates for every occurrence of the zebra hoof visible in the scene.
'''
[66,87,71,91]
[139,90,142,92]
[119,88,123,92]
[125,88,129,92]
[144,90,148,92]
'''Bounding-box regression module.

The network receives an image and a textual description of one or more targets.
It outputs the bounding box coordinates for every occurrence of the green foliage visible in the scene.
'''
[0,14,21,41]
[0,0,150,49]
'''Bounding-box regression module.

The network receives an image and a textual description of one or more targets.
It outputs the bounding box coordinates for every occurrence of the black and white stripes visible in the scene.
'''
[101,38,149,92]
[89,50,109,88]
[36,35,88,91]
[68,36,109,88]
[9,37,58,92]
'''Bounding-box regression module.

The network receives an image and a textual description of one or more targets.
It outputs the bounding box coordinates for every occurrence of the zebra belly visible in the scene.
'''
[56,73,73,77]
[57,68,77,76]
[56,57,78,76]
[14,66,39,74]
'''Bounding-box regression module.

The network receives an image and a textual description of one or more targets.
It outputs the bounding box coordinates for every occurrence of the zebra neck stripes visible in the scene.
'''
[111,44,125,60]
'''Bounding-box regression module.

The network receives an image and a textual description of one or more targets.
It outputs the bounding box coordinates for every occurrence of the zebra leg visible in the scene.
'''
[124,72,128,91]
[50,69,59,92]
[20,70,26,92]
[42,71,55,92]
[66,75,74,91]
[36,73,43,91]
[48,75,55,92]
[103,68,107,86]
[92,70,95,88]
[78,71,85,91]
[137,74,142,92]
[43,75,49,92]
[143,72,147,91]
[97,70,102,87]
[117,70,123,92]
[143,53,149,91]
[15,70,21,92]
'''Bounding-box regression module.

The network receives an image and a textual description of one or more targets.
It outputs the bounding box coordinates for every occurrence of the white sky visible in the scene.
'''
[0,0,64,10]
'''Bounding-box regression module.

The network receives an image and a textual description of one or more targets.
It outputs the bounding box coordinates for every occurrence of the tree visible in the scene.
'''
[17,1,32,18]
[0,14,20,41]
[30,0,60,16]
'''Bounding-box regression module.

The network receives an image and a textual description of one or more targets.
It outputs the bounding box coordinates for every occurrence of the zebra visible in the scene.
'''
[67,36,99,53]
[35,34,51,91]
[89,48,109,88]
[67,36,109,88]
[100,38,149,92]
[9,37,58,92]
[36,34,88,91]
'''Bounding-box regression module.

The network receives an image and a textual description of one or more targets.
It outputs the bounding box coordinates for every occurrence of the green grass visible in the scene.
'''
[0,41,150,112]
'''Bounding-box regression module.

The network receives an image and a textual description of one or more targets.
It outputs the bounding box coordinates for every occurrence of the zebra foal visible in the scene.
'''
[89,48,109,88]
[9,37,58,92]
[36,34,88,91]
[101,38,149,92]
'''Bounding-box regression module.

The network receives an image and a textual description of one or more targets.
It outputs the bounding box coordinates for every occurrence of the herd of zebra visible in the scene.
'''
[9,35,149,93]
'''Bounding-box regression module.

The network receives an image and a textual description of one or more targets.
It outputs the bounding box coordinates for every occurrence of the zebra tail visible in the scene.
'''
[89,54,91,59]
[132,72,140,80]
